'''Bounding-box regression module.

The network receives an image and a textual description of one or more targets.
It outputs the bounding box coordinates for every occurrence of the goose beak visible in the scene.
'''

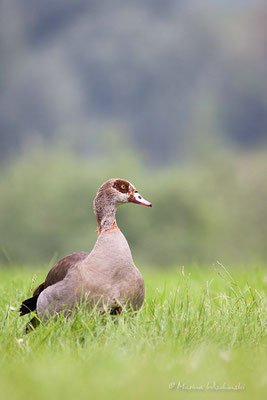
[129,191,152,207]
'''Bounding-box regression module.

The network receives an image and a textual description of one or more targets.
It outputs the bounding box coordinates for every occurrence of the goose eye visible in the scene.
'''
[121,184,126,190]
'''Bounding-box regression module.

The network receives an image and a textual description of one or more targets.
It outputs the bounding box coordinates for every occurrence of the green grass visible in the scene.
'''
[0,263,267,400]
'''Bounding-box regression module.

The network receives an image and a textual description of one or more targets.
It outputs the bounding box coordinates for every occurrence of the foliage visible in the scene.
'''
[0,147,266,266]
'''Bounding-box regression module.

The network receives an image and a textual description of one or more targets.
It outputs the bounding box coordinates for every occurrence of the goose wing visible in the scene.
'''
[19,251,88,316]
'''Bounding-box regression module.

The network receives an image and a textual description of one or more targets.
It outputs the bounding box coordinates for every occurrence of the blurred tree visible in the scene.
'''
[0,0,266,164]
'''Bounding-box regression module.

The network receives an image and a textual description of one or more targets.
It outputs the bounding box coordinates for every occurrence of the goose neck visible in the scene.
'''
[94,197,118,233]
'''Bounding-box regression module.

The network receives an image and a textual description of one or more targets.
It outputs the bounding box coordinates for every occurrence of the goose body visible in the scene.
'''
[20,178,151,321]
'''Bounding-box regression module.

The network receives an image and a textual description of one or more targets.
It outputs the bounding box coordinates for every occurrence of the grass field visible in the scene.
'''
[0,263,267,399]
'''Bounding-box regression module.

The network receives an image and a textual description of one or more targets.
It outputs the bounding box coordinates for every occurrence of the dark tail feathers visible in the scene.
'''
[19,295,38,316]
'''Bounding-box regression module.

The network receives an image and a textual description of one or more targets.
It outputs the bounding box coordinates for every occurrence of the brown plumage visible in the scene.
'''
[33,252,89,296]
[20,252,88,316]
[19,178,152,323]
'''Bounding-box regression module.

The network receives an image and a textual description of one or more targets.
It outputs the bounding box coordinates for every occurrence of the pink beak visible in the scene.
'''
[130,191,152,207]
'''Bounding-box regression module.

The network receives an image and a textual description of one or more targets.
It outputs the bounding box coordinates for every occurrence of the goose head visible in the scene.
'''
[94,178,152,232]
[94,178,152,208]
[112,179,152,207]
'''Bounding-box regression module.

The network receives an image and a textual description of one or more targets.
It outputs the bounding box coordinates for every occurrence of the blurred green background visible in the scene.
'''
[0,0,267,268]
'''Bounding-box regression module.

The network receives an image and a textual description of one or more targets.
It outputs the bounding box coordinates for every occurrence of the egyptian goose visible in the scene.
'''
[20,179,152,321]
